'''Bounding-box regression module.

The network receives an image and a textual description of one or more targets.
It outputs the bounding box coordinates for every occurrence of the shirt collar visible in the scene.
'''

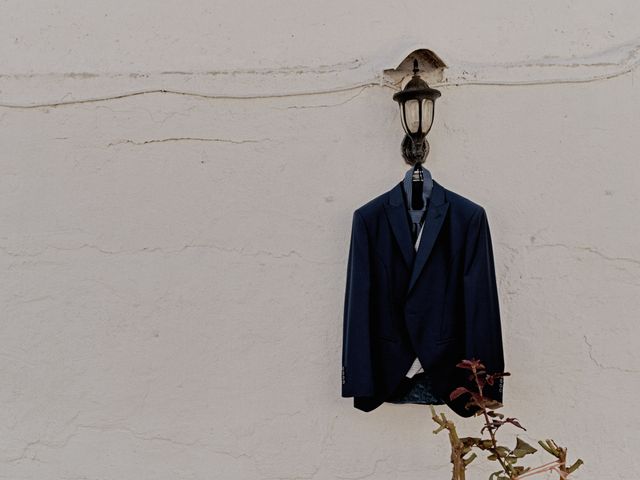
[402,164,433,213]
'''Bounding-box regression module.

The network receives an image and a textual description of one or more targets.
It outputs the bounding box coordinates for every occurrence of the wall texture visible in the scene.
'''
[1,1,639,479]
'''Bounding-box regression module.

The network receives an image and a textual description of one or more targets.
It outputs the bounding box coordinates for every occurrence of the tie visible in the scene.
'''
[410,207,427,244]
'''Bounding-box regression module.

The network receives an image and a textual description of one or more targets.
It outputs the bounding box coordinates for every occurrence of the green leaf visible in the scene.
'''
[538,439,559,457]
[513,437,537,458]
[463,452,477,466]
[495,446,510,455]
[487,447,509,461]
[484,399,504,409]
[481,440,494,449]
[513,465,531,475]
[567,458,584,473]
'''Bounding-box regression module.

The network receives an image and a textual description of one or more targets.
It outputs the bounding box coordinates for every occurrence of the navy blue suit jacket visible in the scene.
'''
[341,178,505,417]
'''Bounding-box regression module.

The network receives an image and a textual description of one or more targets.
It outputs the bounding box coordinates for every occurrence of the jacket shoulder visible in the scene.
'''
[442,184,486,218]
[352,189,388,220]
[350,180,488,223]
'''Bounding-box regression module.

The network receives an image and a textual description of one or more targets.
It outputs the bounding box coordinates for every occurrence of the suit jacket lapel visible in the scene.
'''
[383,182,415,269]
[384,178,450,298]
[408,181,449,297]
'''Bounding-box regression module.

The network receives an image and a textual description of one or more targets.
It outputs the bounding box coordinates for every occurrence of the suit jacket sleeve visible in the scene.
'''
[463,207,505,404]
[341,210,374,397]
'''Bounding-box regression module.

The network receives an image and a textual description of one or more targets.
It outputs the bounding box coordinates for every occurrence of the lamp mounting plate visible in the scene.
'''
[383,48,447,88]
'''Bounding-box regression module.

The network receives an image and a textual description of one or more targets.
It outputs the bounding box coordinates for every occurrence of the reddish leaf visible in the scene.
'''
[456,358,485,370]
[505,417,526,431]
[450,387,471,400]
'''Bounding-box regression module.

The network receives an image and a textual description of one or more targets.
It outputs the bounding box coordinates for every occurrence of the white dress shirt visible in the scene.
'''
[405,222,425,378]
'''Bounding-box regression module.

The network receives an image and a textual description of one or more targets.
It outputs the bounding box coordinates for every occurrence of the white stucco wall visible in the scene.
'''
[1,1,639,479]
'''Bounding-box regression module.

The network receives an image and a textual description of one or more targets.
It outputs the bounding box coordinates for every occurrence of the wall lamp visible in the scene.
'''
[393,59,441,166]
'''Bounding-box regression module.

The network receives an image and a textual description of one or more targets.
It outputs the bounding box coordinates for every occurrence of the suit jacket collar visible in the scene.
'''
[384,177,450,298]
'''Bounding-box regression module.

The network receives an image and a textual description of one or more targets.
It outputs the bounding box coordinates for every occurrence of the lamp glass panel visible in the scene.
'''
[400,103,408,134]
[420,99,434,133]
[405,99,420,134]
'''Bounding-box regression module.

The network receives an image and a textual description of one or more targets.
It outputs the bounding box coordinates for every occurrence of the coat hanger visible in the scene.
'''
[411,164,425,210]
[402,163,433,212]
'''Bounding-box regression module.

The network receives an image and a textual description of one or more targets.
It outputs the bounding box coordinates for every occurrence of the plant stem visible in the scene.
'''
[473,365,511,477]
[514,459,562,479]
[430,406,466,480]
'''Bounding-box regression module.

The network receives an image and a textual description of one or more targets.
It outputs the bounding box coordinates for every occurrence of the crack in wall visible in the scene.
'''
[583,335,639,374]
[0,83,380,109]
[106,137,270,147]
[335,456,392,480]
[281,86,367,110]
[526,243,640,267]
[2,39,640,109]
[5,423,207,464]
[0,242,342,265]
[0,58,364,80]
